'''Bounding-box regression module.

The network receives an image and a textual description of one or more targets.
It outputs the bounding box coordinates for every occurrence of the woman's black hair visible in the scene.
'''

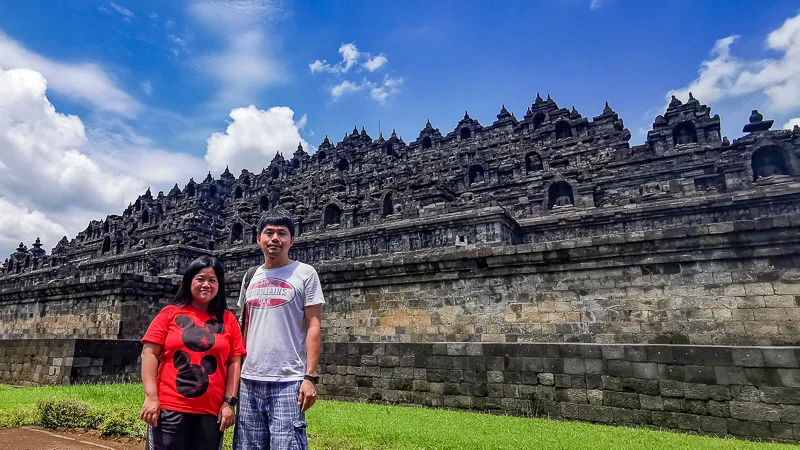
[171,255,227,321]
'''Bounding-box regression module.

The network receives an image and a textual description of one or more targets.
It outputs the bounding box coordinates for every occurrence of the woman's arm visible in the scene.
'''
[140,343,162,427]
[218,355,242,431]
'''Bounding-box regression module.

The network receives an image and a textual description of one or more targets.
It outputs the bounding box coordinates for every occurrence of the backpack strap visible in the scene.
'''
[239,265,260,345]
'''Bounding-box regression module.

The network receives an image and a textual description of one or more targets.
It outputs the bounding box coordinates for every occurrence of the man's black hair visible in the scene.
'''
[257,211,295,237]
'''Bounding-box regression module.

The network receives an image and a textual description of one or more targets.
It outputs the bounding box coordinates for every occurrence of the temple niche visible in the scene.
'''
[324,204,342,227]
[752,146,790,181]
[525,152,543,173]
[672,121,698,145]
[548,181,574,209]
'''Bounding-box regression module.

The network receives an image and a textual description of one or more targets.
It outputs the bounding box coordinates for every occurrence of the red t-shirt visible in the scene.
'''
[141,304,246,416]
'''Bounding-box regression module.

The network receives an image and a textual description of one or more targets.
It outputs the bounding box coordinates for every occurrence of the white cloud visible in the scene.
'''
[783,117,800,129]
[332,76,404,104]
[110,2,135,20]
[331,80,362,100]
[310,42,362,74]
[149,12,159,20]
[142,80,153,96]
[0,32,141,116]
[0,67,206,257]
[590,0,602,9]
[668,13,800,113]
[311,42,404,103]
[205,105,310,174]
[0,200,68,260]
[188,0,285,107]
[363,55,387,72]
[370,75,404,104]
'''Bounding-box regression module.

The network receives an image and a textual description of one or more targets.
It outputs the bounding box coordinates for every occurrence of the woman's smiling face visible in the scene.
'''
[190,267,219,305]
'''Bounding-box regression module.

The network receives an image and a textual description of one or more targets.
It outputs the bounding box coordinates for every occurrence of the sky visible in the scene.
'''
[1,0,800,257]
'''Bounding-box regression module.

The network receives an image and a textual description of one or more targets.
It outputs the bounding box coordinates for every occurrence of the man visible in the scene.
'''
[233,212,324,449]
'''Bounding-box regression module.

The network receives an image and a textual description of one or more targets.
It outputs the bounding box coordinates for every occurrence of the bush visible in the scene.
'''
[36,397,92,429]
[0,409,34,428]
[98,408,146,439]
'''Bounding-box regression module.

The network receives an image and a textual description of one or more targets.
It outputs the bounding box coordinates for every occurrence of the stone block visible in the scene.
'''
[778,369,800,387]
[731,348,765,367]
[700,416,728,434]
[729,401,781,422]
[631,362,658,379]
[762,348,799,368]
[639,394,664,411]
[603,391,640,409]
[563,358,586,374]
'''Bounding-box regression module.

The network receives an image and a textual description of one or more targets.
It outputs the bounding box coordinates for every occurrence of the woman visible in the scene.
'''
[140,256,246,449]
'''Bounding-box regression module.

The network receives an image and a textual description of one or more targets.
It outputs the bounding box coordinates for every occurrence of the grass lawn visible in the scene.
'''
[0,383,793,449]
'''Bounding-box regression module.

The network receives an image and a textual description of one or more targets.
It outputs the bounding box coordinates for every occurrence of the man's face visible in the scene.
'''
[257,224,294,258]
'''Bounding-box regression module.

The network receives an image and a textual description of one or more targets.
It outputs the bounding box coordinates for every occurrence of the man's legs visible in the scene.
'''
[233,378,270,449]
[265,380,307,450]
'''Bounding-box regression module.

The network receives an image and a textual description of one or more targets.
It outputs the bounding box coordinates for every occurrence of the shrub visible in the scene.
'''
[36,397,92,429]
[0,409,34,428]
[99,409,146,439]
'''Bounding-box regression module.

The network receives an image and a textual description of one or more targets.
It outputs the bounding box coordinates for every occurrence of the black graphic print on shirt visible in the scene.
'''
[172,314,224,398]
[175,314,224,352]
[173,350,218,398]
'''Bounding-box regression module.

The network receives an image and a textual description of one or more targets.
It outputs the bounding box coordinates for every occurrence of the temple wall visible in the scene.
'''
[0,275,178,340]
[316,215,800,346]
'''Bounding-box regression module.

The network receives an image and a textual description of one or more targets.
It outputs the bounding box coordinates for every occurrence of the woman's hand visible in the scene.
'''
[140,394,160,427]
[218,402,235,431]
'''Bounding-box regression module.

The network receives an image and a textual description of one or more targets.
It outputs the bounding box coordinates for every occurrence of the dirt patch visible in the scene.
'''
[0,426,143,450]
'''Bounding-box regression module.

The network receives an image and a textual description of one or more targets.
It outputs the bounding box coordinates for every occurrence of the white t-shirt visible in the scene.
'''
[237,260,325,381]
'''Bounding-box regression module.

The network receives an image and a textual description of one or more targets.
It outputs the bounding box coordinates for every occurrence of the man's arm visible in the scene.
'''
[298,304,322,412]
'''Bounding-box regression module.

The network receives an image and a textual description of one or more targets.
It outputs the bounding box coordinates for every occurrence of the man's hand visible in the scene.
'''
[297,379,317,412]
[140,394,160,427]
[218,402,235,431]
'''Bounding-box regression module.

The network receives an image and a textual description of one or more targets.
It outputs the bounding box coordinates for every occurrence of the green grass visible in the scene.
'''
[0,384,793,449]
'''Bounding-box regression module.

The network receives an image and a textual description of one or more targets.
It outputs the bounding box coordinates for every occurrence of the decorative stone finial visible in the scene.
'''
[546,94,553,103]
[688,92,698,103]
[391,129,398,138]
[464,110,470,120]
[603,102,613,114]
[361,126,367,136]
[497,105,511,120]
[297,142,304,152]
[352,125,359,135]
[322,135,330,144]
[535,92,544,104]
[669,95,682,108]
[743,109,774,133]
[722,136,730,146]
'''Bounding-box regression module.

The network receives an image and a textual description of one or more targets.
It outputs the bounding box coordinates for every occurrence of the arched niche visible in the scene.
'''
[337,158,350,172]
[525,152,543,173]
[103,221,110,234]
[234,186,243,199]
[533,113,546,130]
[251,227,258,244]
[241,176,250,186]
[548,181,574,209]
[672,121,698,146]
[324,204,342,227]
[460,127,472,139]
[752,145,790,181]
[555,121,572,140]
[271,167,280,179]
[142,209,150,225]
[102,236,111,254]
[385,142,396,157]
[421,136,432,149]
[382,192,394,216]
[231,223,244,243]
[186,184,196,197]
[317,150,327,161]
[259,195,270,212]
[468,164,486,185]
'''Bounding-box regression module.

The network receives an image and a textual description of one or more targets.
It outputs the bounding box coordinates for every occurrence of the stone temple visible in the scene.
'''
[1,94,799,442]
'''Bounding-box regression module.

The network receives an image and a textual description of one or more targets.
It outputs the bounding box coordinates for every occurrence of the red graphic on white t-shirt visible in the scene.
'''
[247,278,294,308]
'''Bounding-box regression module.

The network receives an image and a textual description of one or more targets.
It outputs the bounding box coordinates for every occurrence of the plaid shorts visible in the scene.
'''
[233,379,308,450]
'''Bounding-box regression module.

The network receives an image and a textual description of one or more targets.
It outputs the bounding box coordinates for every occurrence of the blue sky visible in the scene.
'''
[1,0,800,256]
